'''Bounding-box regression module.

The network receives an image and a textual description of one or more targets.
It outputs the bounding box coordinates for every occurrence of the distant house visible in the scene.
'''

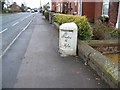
[8,2,21,12]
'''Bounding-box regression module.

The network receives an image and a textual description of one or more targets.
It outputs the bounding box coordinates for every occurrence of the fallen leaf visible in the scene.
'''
[96,78,100,81]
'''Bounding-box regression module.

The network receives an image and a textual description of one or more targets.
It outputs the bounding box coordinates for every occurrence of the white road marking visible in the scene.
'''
[0,16,35,57]
[0,28,8,33]
[12,22,19,26]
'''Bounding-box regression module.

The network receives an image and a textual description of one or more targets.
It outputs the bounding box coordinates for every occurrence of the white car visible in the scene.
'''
[27,9,31,12]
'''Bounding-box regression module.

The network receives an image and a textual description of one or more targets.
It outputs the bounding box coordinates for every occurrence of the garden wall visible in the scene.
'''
[53,22,119,88]
[78,40,119,88]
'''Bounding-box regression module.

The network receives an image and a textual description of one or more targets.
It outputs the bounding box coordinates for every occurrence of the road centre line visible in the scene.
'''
[0,28,8,34]
[12,22,19,26]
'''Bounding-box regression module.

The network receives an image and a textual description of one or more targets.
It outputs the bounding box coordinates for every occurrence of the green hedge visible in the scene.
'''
[53,14,92,40]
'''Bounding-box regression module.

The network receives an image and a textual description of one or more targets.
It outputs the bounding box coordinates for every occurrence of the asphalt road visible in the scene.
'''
[0,12,36,52]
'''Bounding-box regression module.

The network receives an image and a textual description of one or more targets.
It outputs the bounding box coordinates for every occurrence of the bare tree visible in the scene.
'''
[0,0,5,12]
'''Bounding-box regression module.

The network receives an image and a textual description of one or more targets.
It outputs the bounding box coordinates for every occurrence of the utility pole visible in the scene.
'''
[40,0,41,8]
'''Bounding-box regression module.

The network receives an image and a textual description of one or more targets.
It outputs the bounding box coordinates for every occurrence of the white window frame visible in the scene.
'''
[78,0,82,16]
[116,1,120,28]
[102,0,109,17]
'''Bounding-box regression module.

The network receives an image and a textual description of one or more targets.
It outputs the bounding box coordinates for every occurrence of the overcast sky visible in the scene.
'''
[12,0,51,8]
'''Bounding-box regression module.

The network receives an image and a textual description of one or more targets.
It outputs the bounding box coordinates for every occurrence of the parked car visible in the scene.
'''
[31,9,35,13]
[27,9,31,12]
[34,9,38,12]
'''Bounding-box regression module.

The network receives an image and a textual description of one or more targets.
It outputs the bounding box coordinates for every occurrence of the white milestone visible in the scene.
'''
[59,22,78,57]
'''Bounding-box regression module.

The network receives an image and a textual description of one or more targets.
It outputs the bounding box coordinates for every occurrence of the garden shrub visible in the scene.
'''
[53,14,92,40]
[93,21,120,40]
[110,28,120,39]
[44,10,49,20]
[93,21,114,40]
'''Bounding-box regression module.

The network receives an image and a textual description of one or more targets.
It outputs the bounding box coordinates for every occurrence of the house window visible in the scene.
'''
[116,2,120,28]
[64,2,68,14]
[102,0,109,16]
[74,0,77,14]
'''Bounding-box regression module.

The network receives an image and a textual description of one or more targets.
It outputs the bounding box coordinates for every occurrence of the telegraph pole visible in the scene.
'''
[40,0,41,7]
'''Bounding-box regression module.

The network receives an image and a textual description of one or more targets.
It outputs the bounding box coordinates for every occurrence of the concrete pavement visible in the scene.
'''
[3,13,109,88]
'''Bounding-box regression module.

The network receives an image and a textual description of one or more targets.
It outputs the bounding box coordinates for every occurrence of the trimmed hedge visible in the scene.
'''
[53,14,92,40]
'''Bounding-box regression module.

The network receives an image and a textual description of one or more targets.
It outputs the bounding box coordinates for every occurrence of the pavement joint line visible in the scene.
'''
[0,28,8,33]
[0,17,34,58]
[12,22,19,26]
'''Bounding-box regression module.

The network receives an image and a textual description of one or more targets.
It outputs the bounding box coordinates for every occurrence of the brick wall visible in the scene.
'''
[108,2,119,27]
[94,2,103,22]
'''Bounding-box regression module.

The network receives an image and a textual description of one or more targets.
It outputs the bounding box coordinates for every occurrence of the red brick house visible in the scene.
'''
[82,1,119,27]
[51,0,78,14]
[51,0,120,28]
[51,0,103,22]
